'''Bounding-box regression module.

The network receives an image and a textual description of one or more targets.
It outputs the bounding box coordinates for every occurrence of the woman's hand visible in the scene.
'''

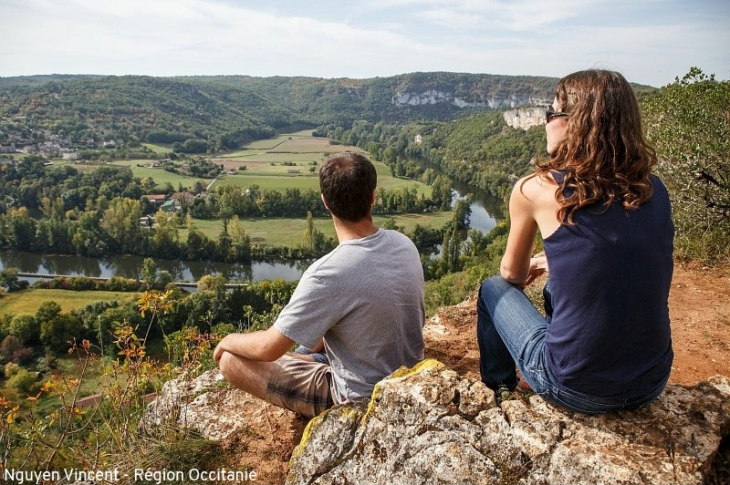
[523,254,549,287]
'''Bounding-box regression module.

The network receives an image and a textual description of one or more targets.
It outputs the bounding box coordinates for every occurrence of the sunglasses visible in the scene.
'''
[545,106,569,123]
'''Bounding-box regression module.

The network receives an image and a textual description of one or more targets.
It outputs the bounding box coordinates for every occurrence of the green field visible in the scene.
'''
[50,161,103,173]
[3,152,29,160]
[0,289,138,317]
[142,143,173,154]
[211,133,432,197]
[182,212,452,247]
[214,162,430,196]
[110,159,207,190]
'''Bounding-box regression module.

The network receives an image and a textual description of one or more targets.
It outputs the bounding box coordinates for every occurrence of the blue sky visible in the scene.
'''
[0,0,728,86]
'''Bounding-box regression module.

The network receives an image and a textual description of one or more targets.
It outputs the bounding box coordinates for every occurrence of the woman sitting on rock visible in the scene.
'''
[477,69,674,413]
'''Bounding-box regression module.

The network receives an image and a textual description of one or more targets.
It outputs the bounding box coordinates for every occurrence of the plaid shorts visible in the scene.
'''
[264,354,335,418]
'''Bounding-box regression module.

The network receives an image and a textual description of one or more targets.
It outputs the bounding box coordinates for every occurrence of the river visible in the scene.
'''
[0,182,503,285]
[0,251,309,284]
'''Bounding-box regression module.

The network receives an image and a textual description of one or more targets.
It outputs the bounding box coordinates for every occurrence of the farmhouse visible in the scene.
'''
[160,199,178,213]
[142,194,167,205]
[171,191,194,204]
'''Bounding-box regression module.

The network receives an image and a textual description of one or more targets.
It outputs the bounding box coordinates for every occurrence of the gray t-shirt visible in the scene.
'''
[274,228,425,404]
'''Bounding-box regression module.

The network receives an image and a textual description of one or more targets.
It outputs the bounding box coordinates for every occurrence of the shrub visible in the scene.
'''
[0,335,22,360]
[210,323,236,339]
[40,314,85,354]
[36,301,62,325]
[643,68,730,262]
[69,276,96,291]
[11,347,33,365]
[4,362,20,378]
[8,314,40,344]
[6,368,37,395]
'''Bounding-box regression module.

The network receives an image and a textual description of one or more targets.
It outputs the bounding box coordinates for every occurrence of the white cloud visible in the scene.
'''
[416,8,483,29]
[0,0,727,86]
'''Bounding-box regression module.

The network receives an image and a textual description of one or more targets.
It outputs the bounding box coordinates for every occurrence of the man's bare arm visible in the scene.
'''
[213,326,294,363]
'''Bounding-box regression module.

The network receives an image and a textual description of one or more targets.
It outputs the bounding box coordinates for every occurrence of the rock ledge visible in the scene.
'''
[287,359,730,485]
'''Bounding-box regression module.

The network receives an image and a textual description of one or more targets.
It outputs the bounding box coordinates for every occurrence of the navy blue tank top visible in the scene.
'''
[543,172,674,398]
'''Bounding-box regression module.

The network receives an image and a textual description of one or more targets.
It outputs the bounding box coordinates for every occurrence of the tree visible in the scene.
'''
[217,229,233,262]
[8,314,40,344]
[229,215,251,261]
[643,68,730,262]
[41,313,85,354]
[142,258,158,288]
[100,198,142,252]
[302,211,325,252]
[0,268,28,292]
[0,336,22,361]
[152,209,180,258]
[36,301,62,325]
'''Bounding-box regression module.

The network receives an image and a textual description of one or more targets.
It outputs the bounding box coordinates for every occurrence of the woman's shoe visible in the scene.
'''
[515,369,534,394]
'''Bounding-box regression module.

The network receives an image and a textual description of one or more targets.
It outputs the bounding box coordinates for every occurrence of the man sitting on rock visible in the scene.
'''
[214,152,425,418]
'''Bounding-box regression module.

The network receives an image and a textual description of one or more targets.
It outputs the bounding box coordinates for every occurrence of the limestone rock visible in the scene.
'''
[503,107,547,130]
[287,360,730,485]
[142,369,269,442]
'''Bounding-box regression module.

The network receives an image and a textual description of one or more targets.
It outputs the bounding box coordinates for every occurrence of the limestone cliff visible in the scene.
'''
[391,91,550,109]
[503,107,547,130]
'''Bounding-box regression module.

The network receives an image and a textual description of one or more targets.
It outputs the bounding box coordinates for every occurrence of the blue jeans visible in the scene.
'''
[476,276,668,414]
[294,345,329,365]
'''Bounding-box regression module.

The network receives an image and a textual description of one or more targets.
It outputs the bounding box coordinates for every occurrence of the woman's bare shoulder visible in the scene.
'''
[515,173,559,201]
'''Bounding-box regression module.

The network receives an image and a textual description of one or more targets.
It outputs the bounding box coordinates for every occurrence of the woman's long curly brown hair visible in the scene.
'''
[533,69,657,224]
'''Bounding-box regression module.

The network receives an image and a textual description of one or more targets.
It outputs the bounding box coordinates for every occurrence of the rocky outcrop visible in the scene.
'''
[392,91,550,109]
[287,360,730,485]
[142,368,305,484]
[503,107,547,130]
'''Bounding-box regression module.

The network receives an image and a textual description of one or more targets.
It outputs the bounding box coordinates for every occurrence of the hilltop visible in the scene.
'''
[0,72,656,154]
[140,260,730,484]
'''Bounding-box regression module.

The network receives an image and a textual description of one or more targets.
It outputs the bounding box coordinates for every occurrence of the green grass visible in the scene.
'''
[0,289,138,317]
[142,143,173,154]
[110,159,207,190]
[218,161,318,176]
[227,152,324,163]
[51,161,104,173]
[214,175,321,191]
[3,152,29,160]
[181,212,453,247]
[242,135,293,150]
[281,129,315,137]
[215,148,267,158]
[212,159,430,196]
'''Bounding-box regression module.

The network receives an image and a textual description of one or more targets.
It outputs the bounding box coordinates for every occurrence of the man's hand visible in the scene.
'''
[214,334,235,362]
[213,327,295,363]
[523,254,549,287]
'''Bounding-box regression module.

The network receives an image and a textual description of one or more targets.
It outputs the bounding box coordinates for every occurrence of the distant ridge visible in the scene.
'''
[0,72,655,149]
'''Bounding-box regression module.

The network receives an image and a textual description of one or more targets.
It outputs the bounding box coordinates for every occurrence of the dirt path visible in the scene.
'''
[425,261,730,386]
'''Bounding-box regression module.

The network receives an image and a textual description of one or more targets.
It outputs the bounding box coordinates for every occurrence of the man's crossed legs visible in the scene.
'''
[218,351,334,418]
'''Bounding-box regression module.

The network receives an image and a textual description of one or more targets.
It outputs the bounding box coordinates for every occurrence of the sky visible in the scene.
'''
[0,0,728,87]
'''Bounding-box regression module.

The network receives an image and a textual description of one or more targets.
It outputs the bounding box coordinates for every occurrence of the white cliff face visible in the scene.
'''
[392,91,550,109]
[503,106,547,130]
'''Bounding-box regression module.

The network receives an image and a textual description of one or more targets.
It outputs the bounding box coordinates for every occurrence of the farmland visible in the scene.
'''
[110,159,207,190]
[211,131,431,196]
[0,288,138,317]
[181,212,453,248]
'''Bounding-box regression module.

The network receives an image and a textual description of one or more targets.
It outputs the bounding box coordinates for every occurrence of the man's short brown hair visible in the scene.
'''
[319,152,377,222]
